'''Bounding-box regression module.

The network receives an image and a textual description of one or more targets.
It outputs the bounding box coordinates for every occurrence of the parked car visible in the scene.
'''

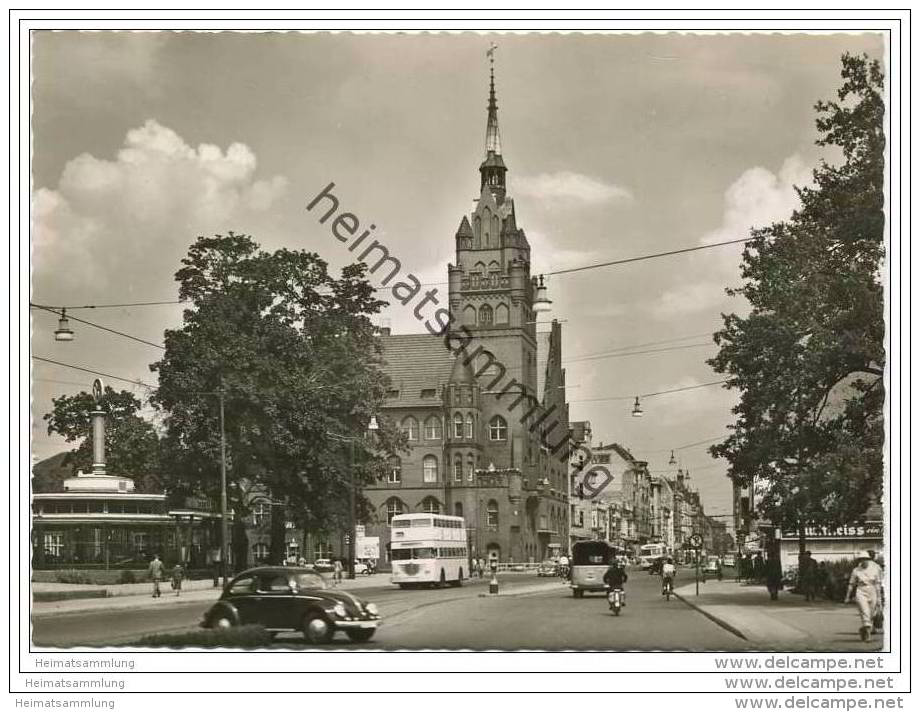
[722,555,736,568]
[312,558,335,573]
[201,567,382,644]
[537,560,557,577]
[702,557,722,577]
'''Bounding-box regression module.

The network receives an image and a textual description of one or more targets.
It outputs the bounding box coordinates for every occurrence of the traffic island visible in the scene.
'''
[134,625,272,648]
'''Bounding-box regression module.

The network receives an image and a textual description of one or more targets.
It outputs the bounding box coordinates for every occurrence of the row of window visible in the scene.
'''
[400,415,508,442]
[385,498,499,527]
[36,501,164,515]
[391,547,469,560]
[387,452,482,485]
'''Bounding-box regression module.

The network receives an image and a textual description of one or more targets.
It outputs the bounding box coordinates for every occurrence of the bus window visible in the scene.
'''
[392,520,412,528]
[391,549,412,560]
[413,547,437,559]
[411,519,432,528]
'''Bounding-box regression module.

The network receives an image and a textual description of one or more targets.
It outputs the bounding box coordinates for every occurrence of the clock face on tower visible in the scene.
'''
[92,378,104,405]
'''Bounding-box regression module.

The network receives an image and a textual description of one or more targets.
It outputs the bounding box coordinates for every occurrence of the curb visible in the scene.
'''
[477,583,564,598]
[673,591,748,641]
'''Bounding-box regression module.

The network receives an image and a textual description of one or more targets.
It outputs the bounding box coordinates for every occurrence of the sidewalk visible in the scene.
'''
[31,574,393,619]
[674,580,884,651]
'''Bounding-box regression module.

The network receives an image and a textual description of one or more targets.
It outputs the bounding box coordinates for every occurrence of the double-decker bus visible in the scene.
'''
[638,543,668,570]
[389,513,468,588]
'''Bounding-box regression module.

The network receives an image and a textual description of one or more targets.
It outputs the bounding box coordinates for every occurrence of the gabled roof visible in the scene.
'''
[456,215,473,238]
[379,333,456,408]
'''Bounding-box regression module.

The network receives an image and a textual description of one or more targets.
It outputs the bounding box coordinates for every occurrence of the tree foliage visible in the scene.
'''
[150,233,405,556]
[709,54,885,533]
[42,386,162,493]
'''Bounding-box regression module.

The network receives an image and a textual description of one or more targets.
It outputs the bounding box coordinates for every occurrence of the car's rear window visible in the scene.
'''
[292,572,326,590]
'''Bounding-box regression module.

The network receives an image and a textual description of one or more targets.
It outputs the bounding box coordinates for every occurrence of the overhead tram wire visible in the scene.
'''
[31,303,166,350]
[33,356,156,390]
[546,237,756,277]
[567,379,729,405]
[39,299,186,310]
[564,341,713,364]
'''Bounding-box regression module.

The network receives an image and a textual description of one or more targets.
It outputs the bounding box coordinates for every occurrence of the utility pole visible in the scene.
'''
[347,437,356,580]
[219,379,229,588]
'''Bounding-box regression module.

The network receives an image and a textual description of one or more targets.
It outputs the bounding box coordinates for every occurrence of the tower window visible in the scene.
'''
[454,455,463,482]
[479,304,493,325]
[489,416,508,441]
[423,455,439,483]
[453,413,464,439]
[487,500,499,528]
[465,414,474,439]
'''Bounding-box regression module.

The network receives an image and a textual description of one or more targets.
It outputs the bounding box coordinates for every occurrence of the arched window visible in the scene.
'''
[385,498,405,524]
[453,412,464,439]
[465,413,474,439]
[487,499,499,528]
[489,415,508,441]
[467,453,475,481]
[387,456,402,484]
[422,455,438,483]
[421,496,441,514]
[424,416,442,441]
[479,304,493,326]
[401,416,419,441]
[454,502,463,518]
[495,303,509,324]
[463,304,477,324]
[453,454,463,482]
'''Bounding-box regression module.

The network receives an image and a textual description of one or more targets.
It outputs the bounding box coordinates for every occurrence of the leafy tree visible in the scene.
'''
[151,233,405,566]
[42,387,162,492]
[709,54,885,553]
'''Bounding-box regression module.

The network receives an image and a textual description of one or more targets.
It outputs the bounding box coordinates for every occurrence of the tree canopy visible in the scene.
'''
[709,54,885,534]
[150,232,405,550]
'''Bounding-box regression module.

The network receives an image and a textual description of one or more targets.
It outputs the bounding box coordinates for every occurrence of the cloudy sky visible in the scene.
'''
[30,31,885,524]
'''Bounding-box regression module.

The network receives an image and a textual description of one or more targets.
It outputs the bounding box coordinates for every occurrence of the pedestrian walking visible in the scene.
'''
[764,551,783,601]
[847,551,883,642]
[333,558,343,585]
[799,550,817,601]
[148,554,164,598]
[170,562,185,597]
[209,547,221,588]
[753,552,765,583]
[866,550,885,634]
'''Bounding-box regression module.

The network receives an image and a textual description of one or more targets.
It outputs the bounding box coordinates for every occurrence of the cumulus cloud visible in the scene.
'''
[649,155,812,319]
[515,171,633,205]
[33,119,288,298]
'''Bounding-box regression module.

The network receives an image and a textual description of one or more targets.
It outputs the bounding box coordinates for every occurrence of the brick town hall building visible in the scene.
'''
[363,65,571,567]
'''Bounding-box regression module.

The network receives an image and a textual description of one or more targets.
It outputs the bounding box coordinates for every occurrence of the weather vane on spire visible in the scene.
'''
[487,42,498,62]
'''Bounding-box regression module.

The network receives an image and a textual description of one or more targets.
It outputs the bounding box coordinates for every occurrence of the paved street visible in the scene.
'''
[33,570,749,650]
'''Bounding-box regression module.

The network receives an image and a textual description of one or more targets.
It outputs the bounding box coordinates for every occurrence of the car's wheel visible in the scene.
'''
[346,629,376,644]
[303,613,334,645]
[212,614,235,630]
[397,583,408,589]
[451,569,463,587]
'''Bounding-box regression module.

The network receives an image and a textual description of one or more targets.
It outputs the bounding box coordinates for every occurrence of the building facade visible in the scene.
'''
[362,65,570,567]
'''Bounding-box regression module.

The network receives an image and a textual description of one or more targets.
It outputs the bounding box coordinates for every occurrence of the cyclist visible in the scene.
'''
[661,557,677,596]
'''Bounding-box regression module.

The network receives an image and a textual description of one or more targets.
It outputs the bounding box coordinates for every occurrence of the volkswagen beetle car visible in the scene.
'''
[201,567,381,644]
[537,560,557,577]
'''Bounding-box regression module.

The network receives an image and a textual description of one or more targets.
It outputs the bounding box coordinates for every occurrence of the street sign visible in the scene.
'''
[689,534,703,548]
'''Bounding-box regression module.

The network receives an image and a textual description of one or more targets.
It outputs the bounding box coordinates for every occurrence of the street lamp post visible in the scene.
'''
[219,383,229,588]
[328,416,379,581]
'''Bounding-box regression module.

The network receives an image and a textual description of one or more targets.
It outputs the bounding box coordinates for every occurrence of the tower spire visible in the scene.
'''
[485,43,502,156]
[480,42,507,198]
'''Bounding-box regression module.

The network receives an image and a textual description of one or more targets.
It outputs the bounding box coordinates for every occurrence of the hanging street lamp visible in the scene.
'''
[54,309,75,342]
